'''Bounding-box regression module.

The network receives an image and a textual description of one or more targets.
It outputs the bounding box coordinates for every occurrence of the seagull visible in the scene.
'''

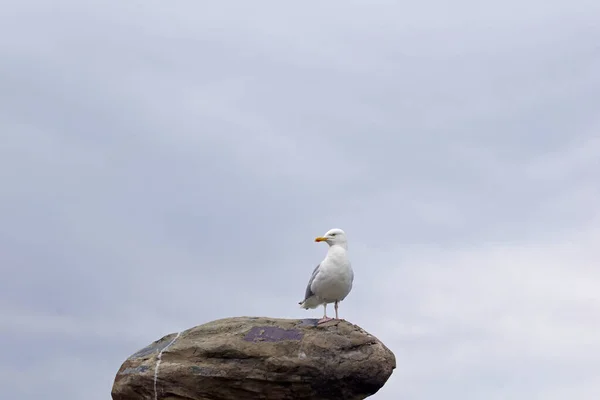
[299,228,354,324]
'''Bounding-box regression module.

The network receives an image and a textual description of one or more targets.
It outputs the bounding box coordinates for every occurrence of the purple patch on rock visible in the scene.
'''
[128,333,179,359]
[298,319,320,327]
[243,326,304,342]
[119,365,150,375]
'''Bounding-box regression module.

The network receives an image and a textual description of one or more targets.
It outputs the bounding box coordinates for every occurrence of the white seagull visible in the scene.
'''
[299,228,354,324]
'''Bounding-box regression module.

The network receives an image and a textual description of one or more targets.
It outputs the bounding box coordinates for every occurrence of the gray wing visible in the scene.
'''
[302,263,321,301]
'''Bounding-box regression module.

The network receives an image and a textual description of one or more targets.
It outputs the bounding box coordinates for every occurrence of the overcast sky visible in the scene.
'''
[1,1,600,399]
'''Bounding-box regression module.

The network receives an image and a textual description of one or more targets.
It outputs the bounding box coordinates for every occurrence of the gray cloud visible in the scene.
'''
[1,1,599,399]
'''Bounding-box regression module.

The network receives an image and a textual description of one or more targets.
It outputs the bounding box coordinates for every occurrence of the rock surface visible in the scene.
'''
[111,317,396,400]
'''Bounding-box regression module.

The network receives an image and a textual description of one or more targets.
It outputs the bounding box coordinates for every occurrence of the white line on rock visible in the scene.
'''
[153,332,181,400]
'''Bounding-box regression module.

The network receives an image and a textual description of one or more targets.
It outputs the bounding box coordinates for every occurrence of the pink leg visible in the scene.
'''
[317,304,334,324]
[334,300,346,321]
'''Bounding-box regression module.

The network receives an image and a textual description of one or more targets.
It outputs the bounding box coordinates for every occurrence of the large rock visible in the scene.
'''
[111,317,395,400]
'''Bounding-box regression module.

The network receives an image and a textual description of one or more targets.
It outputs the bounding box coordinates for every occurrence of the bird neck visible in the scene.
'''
[327,243,348,254]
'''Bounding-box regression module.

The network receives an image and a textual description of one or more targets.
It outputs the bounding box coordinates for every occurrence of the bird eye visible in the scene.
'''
[330,233,337,236]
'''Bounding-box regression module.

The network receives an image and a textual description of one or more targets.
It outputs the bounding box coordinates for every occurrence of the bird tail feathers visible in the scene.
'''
[299,296,322,309]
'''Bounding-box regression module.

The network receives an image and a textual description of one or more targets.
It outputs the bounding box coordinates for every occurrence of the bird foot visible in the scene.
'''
[317,317,334,324]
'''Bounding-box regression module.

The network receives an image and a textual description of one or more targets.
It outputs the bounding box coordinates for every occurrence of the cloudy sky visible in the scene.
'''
[2,1,600,399]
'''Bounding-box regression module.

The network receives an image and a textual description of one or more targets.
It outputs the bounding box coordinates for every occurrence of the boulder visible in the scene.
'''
[111,317,396,400]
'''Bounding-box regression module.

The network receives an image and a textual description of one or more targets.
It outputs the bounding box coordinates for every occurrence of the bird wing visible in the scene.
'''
[303,263,321,301]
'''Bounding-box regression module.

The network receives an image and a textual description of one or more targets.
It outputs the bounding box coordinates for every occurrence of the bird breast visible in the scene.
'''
[312,253,353,301]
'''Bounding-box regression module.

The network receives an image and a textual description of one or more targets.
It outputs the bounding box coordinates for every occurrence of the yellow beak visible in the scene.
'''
[315,237,328,242]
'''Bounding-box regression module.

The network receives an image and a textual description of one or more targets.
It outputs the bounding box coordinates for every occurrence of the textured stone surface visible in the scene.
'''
[111,317,396,400]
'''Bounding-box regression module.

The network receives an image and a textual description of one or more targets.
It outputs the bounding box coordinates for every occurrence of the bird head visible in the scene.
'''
[314,228,347,247]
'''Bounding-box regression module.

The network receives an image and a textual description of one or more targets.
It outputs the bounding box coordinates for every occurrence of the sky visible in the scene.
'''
[1,1,600,399]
